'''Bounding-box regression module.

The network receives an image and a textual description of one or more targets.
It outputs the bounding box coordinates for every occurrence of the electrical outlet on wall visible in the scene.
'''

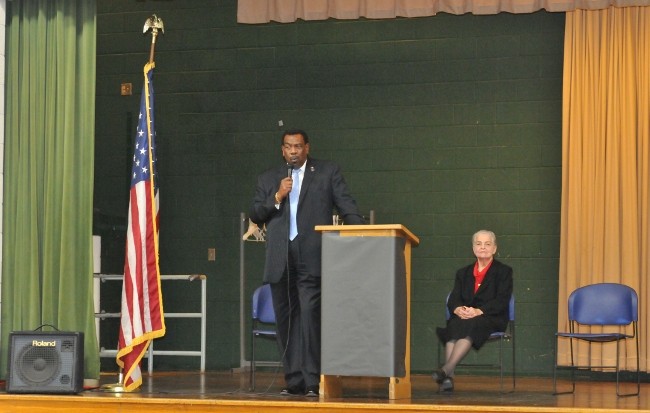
[208,248,216,261]
[120,83,132,96]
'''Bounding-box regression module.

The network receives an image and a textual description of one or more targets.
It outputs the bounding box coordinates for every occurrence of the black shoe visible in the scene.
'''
[432,368,447,384]
[305,386,319,397]
[439,377,454,392]
[280,386,304,396]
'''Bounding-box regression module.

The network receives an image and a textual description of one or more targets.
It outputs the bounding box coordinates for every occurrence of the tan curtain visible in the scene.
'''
[238,0,650,23]
[559,6,650,371]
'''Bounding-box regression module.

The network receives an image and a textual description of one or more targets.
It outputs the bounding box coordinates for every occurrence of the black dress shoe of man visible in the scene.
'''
[439,377,454,392]
[280,386,304,396]
[432,368,447,384]
[305,385,319,397]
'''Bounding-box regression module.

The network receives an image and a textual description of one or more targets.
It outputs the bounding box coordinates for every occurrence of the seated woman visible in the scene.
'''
[434,229,513,392]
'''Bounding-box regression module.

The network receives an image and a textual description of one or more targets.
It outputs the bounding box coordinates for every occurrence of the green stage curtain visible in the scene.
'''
[2,0,99,380]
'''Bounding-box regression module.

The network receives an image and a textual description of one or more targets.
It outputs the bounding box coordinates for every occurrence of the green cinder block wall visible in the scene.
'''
[94,0,564,375]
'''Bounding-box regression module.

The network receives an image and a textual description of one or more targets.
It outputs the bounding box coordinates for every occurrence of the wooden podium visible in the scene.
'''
[315,224,419,399]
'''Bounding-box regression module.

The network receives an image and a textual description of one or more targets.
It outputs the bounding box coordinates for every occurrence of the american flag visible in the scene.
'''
[116,62,165,391]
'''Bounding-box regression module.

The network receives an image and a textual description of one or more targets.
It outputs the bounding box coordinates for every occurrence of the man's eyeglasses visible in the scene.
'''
[283,143,305,150]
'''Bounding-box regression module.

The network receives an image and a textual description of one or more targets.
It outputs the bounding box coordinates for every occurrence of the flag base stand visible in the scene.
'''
[100,382,130,393]
[100,382,142,393]
[99,370,140,393]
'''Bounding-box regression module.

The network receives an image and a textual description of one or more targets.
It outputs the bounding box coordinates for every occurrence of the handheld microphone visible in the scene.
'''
[287,162,294,177]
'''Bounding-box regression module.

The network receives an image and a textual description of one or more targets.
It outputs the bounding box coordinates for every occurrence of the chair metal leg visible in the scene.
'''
[499,334,515,394]
[250,332,256,391]
[615,339,640,397]
[510,323,517,391]
[498,336,504,392]
[553,337,578,396]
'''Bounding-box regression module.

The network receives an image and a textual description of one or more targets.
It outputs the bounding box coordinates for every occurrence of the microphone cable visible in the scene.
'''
[282,162,294,368]
[283,162,294,369]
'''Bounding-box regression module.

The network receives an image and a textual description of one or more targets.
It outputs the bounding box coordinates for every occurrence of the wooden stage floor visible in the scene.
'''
[0,370,648,413]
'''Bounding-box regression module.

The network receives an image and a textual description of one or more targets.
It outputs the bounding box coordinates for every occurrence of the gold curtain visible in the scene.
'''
[559,6,650,370]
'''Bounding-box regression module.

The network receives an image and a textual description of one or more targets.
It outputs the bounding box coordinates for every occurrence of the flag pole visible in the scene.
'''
[100,14,164,393]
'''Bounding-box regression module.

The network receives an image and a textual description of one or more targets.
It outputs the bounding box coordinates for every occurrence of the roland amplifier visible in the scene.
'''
[7,331,84,394]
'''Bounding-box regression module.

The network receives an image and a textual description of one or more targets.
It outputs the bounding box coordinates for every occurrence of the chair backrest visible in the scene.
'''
[567,283,638,325]
[252,284,276,324]
[445,292,515,322]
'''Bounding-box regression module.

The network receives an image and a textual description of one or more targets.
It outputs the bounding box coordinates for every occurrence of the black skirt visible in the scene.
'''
[436,315,501,350]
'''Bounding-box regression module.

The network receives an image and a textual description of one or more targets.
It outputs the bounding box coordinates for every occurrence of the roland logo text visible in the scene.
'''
[32,340,56,347]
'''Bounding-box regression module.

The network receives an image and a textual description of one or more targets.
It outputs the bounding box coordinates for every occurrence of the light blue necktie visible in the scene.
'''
[289,168,300,240]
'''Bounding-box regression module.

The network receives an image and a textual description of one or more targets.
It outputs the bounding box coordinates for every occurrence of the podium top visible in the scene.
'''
[314,224,419,246]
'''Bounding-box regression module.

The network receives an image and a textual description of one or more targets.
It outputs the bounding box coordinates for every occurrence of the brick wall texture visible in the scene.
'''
[95,0,564,374]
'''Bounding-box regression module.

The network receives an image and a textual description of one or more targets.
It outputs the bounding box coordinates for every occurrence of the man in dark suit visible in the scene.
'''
[250,129,364,397]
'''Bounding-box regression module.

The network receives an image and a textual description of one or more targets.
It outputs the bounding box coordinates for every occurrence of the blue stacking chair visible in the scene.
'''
[553,283,639,397]
[438,293,516,392]
[249,284,277,391]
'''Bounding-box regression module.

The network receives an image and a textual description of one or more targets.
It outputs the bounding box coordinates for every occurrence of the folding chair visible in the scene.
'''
[249,284,277,391]
[553,283,639,397]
